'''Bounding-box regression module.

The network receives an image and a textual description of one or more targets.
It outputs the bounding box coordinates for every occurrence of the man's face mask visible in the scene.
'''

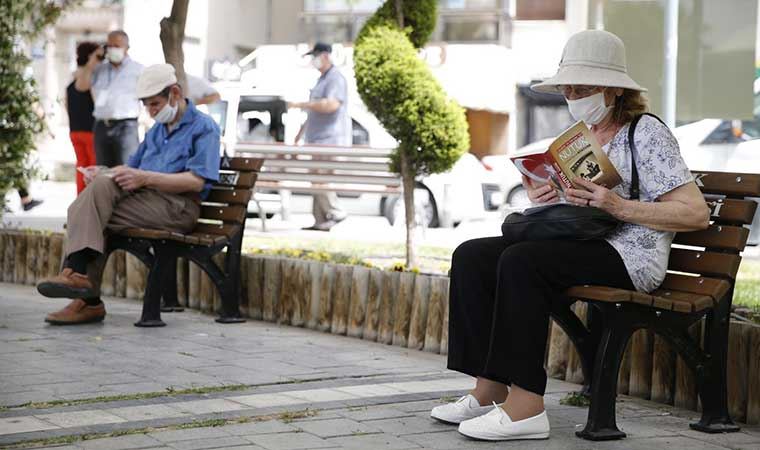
[106,46,125,64]
[152,92,178,123]
[311,55,324,70]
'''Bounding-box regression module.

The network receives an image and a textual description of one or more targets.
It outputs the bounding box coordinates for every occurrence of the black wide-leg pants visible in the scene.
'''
[446,237,635,396]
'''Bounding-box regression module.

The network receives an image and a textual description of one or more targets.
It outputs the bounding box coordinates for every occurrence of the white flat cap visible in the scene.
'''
[136,64,178,99]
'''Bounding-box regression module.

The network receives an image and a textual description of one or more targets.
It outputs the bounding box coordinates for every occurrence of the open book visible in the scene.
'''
[510,121,622,193]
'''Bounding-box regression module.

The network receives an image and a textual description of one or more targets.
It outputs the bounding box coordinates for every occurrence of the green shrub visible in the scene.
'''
[356,0,437,49]
[0,1,66,206]
[354,8,469,176]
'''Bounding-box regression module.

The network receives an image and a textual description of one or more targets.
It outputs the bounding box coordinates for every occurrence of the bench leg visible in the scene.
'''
[576,307,633,441]
[690,299,740,433]
[134,244,174,327]
[216,242,245,324]
[160,258,184,313]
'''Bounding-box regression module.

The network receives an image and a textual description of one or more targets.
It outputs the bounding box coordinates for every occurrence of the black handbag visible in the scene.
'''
[501,113,663,241]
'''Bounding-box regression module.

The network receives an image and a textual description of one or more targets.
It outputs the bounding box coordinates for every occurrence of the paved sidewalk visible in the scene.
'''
[1,283,758,450]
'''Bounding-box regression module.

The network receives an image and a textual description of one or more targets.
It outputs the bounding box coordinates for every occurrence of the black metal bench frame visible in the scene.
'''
[553,170,760,441]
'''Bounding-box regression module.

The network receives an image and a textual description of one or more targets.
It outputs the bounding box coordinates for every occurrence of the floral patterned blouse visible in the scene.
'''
[603,115,693,293]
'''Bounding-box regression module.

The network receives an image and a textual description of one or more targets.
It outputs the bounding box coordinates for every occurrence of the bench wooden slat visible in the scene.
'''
[565,285,633,302]
[236,143,394,158]
[707,198,758,225]
[192,223,240,238]
[205,189,253,205]
[200,205,247,223]
[650,289,715,313]
[673,225,749,251]
[255,181,402,195]
[694,171,760,197]
[659,273,731,301]
[263,159,392,172]
[667,248,742,279]
[258,171,400,186]
[216,171,258,188]
[222,157,264,172]
[120,228,172,240]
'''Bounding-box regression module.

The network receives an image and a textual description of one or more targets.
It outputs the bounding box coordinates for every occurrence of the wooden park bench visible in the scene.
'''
[105,156,263,327]
[553,170,760,440]
[235,143,402,230]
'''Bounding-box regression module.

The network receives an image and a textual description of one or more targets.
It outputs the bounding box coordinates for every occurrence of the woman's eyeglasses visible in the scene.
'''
[557,85,601,98]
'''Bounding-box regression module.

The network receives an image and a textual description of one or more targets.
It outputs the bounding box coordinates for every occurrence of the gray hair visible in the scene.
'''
[108,30,129,46]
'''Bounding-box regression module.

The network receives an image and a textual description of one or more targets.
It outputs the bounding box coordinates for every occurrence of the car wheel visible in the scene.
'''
[383,188,439,228]
[506,186,531,208]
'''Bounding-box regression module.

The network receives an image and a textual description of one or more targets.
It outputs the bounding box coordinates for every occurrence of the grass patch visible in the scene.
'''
[559,392,591,407]
[735,259,760,310]
[278,408,318,423]
[438,395,458,403]
[242,235,452,274]
[4,409,319,449]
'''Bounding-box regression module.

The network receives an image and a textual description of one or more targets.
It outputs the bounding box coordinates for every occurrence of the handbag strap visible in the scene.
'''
[627,112,667,201]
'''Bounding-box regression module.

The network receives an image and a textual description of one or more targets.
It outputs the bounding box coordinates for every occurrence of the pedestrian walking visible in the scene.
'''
[288,42,351,231]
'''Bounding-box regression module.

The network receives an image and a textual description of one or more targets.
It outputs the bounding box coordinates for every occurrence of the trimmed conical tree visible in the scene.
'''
[354,0,469,268]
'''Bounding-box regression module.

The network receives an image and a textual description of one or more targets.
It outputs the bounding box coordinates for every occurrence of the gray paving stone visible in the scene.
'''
[79,434,163,450]
[402,430,493,450]
[326,433,422,449]
[337,406,414,422]
[167,436,251,450]
[0,415,60,435]
[363,416,451,436]
[224,420,297,435]
[293,418,380,438]
[105,404,189,422]
[148,427,232,443]
[35,410,127,428]
[246,431,335,449]
[602,436,733,450]
[677,429,760,448]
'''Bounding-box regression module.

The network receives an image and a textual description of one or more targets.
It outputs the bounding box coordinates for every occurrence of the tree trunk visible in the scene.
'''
[160,0,189,93]
[400,151,417,268]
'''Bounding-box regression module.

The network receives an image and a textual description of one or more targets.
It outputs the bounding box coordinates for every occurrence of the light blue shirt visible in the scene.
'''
[91,56,144,120]
[128,100,220,200]
[304,66,351,146]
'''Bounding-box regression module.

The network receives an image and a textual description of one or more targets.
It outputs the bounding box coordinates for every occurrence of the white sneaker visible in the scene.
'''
[430,394,493,424]
[458,403,550,441]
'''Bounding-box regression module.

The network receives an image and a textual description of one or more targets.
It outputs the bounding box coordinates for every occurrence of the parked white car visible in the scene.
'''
[204,85,507,228]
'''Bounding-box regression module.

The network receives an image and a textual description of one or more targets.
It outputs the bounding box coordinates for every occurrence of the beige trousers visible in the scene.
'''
[65,175,200,294]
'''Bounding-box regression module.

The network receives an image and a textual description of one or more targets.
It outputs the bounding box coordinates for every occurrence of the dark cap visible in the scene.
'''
[304,42,332,57]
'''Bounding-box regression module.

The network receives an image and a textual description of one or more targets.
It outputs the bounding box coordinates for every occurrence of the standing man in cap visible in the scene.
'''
[288,42,352,231]
[36,64,221,325]
[77,30,143,167]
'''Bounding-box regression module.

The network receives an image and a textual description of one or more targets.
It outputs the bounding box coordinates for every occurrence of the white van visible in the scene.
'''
[204,85,506,228]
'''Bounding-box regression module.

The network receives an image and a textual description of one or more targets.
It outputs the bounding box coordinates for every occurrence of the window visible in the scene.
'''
[351,119,370,146]
[515,0,565,20]
[305,0,383,13]
[441,18,499,42]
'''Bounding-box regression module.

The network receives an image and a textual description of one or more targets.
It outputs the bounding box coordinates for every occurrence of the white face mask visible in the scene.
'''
[106,47,125,64]
[566,91,613,125]
[310,56,324,70]
[153,93,178,124]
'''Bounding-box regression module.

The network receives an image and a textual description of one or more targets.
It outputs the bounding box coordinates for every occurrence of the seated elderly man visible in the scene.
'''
[37,64,221,325]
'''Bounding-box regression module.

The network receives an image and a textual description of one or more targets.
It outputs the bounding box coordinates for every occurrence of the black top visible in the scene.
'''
[66,81,95,132]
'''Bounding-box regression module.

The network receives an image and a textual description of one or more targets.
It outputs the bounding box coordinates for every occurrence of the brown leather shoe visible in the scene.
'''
[37,268,96,299]
[45,299,105,325]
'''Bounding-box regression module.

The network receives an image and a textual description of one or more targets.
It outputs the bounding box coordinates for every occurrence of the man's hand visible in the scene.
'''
[111,166,149,191]
[287,101,306,109]
[522,175,559,204]
[86,47,103,70]
[566,177,625,215]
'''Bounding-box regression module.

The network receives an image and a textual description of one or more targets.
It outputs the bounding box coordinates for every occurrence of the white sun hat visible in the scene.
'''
[136,64,178,99]
[531,30,646,94]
